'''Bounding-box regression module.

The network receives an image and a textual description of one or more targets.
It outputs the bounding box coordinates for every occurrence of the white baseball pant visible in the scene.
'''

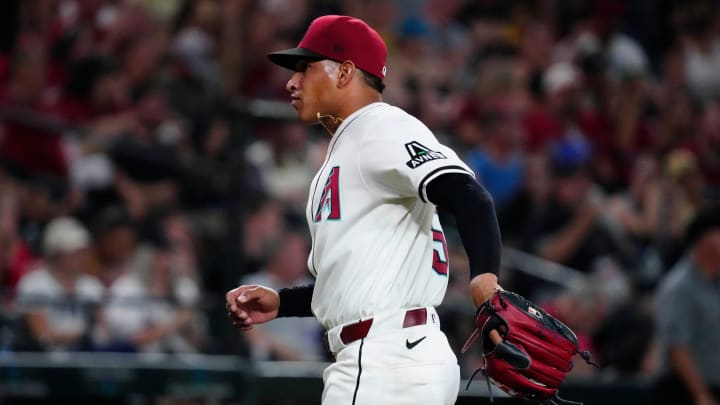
[322,306,460,405]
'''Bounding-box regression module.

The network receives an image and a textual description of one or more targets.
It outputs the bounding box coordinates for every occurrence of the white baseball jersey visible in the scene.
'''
[306,102,474,330]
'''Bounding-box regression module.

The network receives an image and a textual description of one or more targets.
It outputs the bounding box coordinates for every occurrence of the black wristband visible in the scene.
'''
[277,284,315,317]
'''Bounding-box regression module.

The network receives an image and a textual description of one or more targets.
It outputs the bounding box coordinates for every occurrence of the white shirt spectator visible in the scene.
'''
[16,267,104,350]
[101,248,200,353]
[684,39,720,101]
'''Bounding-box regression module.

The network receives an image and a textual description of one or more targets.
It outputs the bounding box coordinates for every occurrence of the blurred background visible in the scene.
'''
[0,0,719,404]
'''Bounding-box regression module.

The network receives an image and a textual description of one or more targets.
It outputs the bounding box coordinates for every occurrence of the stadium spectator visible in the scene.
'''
[465,102,525,209]
[108,84,185,220]
[596,65,654,191]
[245,121,326,213]
[694,98,720,187]
[241,197,286,275]
[605,154,664,285]
[159,209,200,280]
[180,116,233,204]
[89,206,139,287]
[653,206,720,405]
[657,149,706,269]
[15,217,103,351]
[675,0,720,103]
[499,153,554,247]
[240,231,325,361]
[593,295,655,376]
[98,237,202,353]
[171,0,223,89]
[0,179,38,289]
[522,61,585,153]
[0,41,69,179]
[55,56,128,125]
[652,90,700,157]
[522,137,628,274]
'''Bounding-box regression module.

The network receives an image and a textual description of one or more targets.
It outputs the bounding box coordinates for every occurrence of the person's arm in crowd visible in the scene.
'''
[25,311,84,346]
[608,181,662,237]
[668,347,718,405]
[131,310,194,347]
[537,199,600,263]
[245,327,304,361]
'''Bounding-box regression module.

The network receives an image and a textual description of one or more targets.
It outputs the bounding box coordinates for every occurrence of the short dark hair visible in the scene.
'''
[685,205,720,247]
[361,70,385,93]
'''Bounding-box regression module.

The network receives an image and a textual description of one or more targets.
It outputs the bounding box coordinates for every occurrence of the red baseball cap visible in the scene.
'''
[268,15,387,81]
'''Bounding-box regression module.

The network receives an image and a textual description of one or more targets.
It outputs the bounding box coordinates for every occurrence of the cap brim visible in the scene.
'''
[267,48,326,71]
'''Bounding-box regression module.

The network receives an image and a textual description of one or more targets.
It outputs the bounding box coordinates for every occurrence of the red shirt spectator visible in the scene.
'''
[0,48,69,178]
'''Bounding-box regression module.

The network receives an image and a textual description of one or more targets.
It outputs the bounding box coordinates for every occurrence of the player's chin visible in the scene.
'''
[296,109,317,124]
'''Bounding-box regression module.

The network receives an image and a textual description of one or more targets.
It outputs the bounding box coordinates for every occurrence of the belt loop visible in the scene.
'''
[340,318,373,345]
[402,307,427,328]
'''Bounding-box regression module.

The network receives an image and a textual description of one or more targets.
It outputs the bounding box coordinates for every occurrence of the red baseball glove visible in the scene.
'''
[461,290,598,404]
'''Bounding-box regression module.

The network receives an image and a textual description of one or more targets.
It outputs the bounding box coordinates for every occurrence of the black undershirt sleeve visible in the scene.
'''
[277,284,315,317]
[425,172,502,277]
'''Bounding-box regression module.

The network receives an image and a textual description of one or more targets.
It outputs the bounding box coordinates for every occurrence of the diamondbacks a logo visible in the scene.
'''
[314,166,341,222]
[405,141,447,169]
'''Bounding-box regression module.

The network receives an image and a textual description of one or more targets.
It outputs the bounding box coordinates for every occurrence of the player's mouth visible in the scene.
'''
[290,95,301,109]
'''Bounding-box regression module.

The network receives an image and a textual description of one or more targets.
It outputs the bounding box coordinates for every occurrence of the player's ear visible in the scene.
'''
[336,61,355,88]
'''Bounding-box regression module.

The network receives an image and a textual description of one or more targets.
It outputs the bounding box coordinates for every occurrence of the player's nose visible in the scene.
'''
[286,72,301,93]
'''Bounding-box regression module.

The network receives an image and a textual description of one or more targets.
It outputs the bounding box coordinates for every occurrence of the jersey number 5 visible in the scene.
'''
[432,222,449,276]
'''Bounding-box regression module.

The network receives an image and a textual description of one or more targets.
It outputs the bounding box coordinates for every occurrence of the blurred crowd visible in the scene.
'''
[1,0,720,386]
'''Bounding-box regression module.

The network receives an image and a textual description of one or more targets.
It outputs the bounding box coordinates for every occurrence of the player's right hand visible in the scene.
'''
[225,285,280,331]
[469,273,502,308]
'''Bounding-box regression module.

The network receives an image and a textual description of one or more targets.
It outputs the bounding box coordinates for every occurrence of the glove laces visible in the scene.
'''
[465,366,496,403]
[548,392,584,405]
[464,349,600,405]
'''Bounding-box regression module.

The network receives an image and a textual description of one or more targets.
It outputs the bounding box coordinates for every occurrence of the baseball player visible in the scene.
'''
[226,15,502,405]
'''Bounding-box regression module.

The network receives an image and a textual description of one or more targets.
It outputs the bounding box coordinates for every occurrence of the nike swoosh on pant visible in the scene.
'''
[405,336,427,349]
